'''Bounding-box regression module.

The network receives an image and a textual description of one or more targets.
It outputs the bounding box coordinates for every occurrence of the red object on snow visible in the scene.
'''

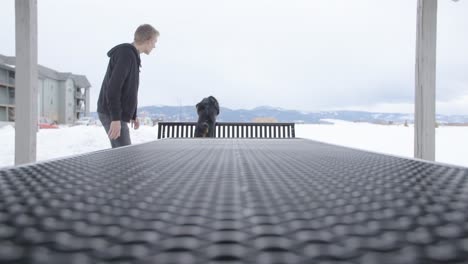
[38,117,59,129]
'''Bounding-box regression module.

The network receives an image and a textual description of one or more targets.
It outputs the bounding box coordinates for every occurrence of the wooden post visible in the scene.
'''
[415,0,437,161]
[15,0,38,165]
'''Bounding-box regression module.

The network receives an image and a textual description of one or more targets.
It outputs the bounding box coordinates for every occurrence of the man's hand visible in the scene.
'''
[131,119,140,130]
[108,121,121,140]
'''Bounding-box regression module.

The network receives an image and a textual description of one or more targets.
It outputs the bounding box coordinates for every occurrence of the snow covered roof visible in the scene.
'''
[0,54,91,88]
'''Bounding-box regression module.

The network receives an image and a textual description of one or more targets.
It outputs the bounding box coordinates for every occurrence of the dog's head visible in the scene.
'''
[196,96,220,119]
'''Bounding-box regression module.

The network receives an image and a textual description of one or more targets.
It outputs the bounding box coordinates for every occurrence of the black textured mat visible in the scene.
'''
[1,139,468,264]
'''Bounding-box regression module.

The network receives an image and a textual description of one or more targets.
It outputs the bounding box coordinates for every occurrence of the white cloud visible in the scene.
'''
[1,0,467,114]
[437,94,468,115]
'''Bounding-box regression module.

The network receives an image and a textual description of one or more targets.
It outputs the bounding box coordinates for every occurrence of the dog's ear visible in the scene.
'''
[196,103,204,115]
[215,101,219,115]
[207,96,220,115]
[213,98,220,115]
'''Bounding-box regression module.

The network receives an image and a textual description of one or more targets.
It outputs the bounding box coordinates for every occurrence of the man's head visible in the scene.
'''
[134,24,159,55]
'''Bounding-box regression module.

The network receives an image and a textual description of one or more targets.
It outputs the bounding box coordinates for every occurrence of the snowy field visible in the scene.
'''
[0,120,467,168]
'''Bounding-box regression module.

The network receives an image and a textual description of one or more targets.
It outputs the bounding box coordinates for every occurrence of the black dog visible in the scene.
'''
[194,96,219,137]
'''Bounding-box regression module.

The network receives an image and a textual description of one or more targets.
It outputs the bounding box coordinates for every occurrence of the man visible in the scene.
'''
[97,24,159,148]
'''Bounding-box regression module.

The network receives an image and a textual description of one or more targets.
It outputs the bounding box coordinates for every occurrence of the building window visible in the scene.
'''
[8,72,15,84]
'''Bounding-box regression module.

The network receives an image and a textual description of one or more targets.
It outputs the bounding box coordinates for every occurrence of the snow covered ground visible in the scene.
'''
[296,120,468,168]
[0,120,467,168]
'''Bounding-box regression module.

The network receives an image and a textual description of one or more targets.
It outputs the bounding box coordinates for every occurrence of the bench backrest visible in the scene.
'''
[157,122,295,139]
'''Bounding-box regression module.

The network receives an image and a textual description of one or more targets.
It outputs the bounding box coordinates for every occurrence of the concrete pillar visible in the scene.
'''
[15,0,38,165]
[415,0,437,161]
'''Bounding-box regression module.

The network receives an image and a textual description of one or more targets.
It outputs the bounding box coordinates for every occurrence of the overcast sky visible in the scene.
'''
[1,0,467,114]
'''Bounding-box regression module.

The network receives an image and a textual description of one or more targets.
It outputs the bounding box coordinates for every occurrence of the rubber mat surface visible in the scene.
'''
[1,139,468,264]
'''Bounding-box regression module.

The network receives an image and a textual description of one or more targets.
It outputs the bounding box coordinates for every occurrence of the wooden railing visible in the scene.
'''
[157,122,295,139]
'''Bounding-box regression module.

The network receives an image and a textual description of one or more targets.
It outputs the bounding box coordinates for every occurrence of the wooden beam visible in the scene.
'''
[415,0,437,161]
[15,0,38,165]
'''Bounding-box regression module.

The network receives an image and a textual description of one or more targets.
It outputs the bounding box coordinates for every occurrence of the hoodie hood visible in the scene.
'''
[107,43,141,68]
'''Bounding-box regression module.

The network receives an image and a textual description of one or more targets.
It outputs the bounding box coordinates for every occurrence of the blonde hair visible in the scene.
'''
[134,24,159,44]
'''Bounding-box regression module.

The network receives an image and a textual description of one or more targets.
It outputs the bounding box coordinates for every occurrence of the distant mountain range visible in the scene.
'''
[92,105,468,124]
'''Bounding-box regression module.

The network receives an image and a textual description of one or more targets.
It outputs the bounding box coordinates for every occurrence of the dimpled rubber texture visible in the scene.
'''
[1,139,468,264]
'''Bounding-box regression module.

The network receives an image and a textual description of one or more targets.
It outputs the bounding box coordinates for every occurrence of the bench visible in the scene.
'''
[157,122,296,139]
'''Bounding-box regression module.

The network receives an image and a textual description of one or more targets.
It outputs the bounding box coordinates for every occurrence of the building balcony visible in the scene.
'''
[0,82,14,88]
[75,92,85,99]
[0,98,14,106]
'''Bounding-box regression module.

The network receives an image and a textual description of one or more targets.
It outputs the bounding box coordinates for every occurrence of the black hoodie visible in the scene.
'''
[97,43,141,122]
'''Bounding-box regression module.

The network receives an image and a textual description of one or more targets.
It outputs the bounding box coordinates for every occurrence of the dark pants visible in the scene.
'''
[98,113,131,148]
